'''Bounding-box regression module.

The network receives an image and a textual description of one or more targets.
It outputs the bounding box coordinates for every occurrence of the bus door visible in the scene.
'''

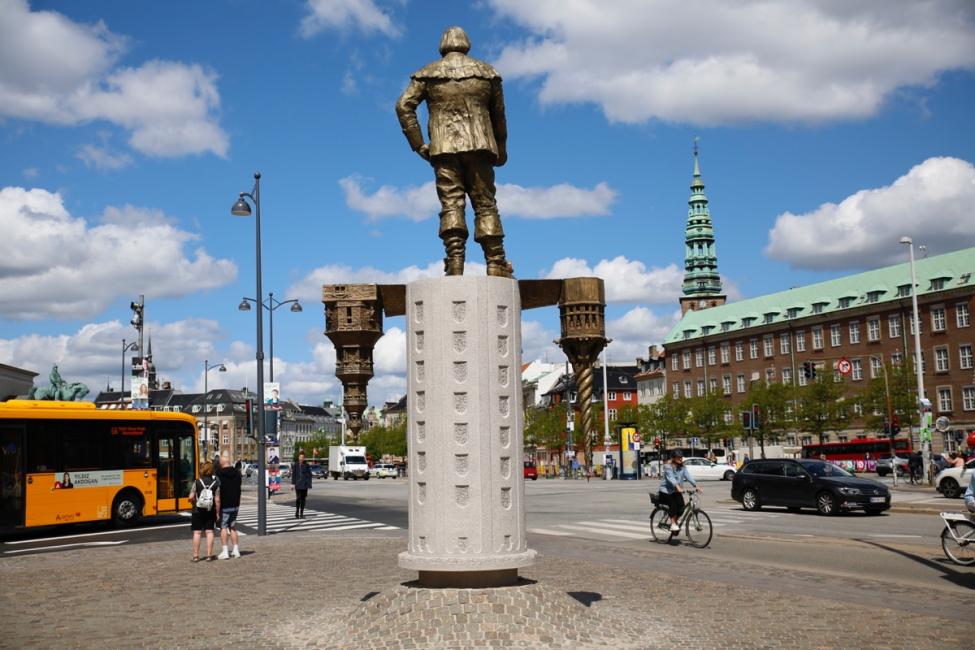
[155,425,196,512]
[0,424,25,527]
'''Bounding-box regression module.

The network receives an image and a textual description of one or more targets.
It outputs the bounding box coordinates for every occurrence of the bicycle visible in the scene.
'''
[649,491,713,548]
[940,511,975,566]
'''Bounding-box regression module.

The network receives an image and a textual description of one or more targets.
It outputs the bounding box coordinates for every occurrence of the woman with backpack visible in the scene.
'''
[189,461,221,562]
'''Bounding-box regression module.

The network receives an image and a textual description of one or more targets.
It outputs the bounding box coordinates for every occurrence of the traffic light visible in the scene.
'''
[891,416,900,435]
[741,410,752,430]
[752,404,761,429]
[130,298,144,329]
[882,420,890,435]
[802,361,818,379]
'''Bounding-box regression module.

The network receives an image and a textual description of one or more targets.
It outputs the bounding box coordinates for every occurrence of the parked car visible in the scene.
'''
[876,454,909,477]
[370,463,398,478]
[309,464,326,479]
[523,461,538,480]
[682,457,735,481]
[277,462,291,478]
[731,458,890,515]
[935,458,975,498]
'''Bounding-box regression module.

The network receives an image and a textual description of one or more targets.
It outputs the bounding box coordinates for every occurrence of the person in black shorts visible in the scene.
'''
[189,461,221,562]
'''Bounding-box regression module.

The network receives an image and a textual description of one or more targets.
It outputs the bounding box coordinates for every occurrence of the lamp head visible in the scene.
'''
[290,301,303,313]
[231,194,251,217]
[899,236,912,245]
[238,299,251,311]
[217,364,227,372]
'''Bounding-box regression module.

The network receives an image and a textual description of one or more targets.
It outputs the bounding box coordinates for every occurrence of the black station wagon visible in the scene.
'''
[731,458,890,515]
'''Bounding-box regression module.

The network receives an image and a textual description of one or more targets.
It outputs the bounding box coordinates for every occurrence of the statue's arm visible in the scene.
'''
[490,79,508,166]
[395,79,428,157]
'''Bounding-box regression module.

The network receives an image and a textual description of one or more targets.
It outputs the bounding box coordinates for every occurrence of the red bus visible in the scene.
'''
[801,437,912,472]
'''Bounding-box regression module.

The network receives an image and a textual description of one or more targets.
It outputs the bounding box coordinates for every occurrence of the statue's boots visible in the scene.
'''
[482,236,514,278]
[443,233,466,276]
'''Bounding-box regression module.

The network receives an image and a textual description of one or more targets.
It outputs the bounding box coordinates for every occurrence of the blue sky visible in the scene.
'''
[2,0,974,405]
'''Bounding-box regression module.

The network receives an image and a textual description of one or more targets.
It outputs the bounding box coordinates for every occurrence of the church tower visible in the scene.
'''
[679,139,726,316]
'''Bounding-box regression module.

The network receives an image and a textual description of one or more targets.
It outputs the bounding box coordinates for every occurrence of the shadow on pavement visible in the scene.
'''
[857,539,975,590]
[567,591,602,607]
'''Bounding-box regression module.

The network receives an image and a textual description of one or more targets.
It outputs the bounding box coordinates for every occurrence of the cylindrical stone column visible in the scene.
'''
[398,276,535,586]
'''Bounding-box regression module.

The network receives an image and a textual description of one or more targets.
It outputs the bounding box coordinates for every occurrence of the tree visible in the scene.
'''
[797,375,849,444]
[858,360,919,436]
[358,419,408,460]
[644,395,690,452]
[525,402,568,458]
[686,392,726,447]
[748,381,792,451]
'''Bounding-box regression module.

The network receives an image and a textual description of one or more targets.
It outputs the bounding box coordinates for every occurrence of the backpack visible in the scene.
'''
[196,477,217,511]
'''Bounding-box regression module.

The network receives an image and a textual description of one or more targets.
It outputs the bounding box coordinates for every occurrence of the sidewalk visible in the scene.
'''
[1,531,967,649]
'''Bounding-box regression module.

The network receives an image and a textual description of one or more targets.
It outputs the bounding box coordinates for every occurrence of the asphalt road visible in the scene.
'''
[3,474,973,613]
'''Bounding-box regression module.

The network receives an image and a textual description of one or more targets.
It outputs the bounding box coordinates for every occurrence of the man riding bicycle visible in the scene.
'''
[657,451,702,533]
[965,470,975,514]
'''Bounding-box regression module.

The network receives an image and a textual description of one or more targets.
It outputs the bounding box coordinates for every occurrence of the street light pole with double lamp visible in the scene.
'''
[202,360,227,461]
[238,291,302,382]
[900,236,931,484]
[120,339,139,405]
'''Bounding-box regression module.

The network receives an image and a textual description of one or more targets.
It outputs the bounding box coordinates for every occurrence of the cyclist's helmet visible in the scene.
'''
[671,450,684,460]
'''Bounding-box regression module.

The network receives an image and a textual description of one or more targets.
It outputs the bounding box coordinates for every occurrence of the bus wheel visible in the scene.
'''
[112,490,143,527]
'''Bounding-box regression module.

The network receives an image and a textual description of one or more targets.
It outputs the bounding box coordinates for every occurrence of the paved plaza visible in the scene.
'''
[2,522,969,649]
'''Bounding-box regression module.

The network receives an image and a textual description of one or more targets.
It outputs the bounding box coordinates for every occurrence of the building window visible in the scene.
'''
[931,278,946,291]
[833,369,842,383]
[938,387,952,413]
[765,367,775,384]
[934,347,950,373]
[722,375,732,395]
[721,322,732,333]
[672,382,680,397]
[798,369,808,386]
[782,367,792,385]
[623,391,632,401]
[867,319,880,342]
[763,335,774,357]
[889,314,902,338]
[909,315,921,335]
[695,349,704,367]
[720,342,730,364]
[723,410,733,424]
[931,306,946,332]
[853,402,864,416]
[830,324,841,347]
[608,409,617,421]
[779,333,790,355]
[891,351,904,366]
[960,344,973,370]
[849,321,860,344]
[812,303,826,315]
[709,378,718,393]
[608,391,617,401]
[764,313,775,325]
[735,341,744,361]
[697,380,705,397]
[812,326,824,350]
[736,374,746,393]
[963,386,975,411]
[897,284,911,297]
[866,292,882,304]
[672,355,679,371]
[912,351,926,373]
[683,351,691,369]
[683,330,693,340]
[839,297,854,309]
[957,302,971,328]
[787,307,801,319]
[795,330,806,352]
[851,359,862,381]
[707,346,717,366]
[749,339,759,359]
[870,356,882,379]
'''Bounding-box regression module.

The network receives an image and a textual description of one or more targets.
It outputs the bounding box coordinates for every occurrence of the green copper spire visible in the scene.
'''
[681,139,724,299]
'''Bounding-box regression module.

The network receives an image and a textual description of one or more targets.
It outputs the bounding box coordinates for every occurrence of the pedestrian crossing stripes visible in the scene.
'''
[528,508,782,542]
[233,503,399,535]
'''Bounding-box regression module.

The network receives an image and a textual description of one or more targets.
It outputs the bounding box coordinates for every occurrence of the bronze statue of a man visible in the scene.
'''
[396,26,512,278]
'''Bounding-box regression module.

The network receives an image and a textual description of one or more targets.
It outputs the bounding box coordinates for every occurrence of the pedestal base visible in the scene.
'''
[418,569,518,588]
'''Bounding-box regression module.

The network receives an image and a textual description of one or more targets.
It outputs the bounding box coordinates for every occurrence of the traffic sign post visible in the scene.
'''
[835,357,853,376]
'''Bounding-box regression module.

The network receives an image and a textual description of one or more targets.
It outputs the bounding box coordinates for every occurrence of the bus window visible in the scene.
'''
[107,423,152,469]
[61,422,104,471]
[157,437,174,500]
[1,425,24,527]
[177,434,194,499]
[27,424,57,472]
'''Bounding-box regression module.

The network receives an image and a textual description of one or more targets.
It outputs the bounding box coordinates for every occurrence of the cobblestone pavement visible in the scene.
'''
[1,531,968,649]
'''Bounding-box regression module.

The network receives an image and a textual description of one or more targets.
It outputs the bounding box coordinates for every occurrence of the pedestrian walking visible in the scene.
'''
[189,461,220,562]
[291,450,313,519]
[215,450,242,560]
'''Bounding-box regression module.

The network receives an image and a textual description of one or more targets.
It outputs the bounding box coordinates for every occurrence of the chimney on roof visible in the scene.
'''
[162,381,172,390]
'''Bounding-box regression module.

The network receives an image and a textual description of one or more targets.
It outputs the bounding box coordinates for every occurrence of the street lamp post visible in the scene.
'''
[203,360,227,461]
[232,172,268,536]
[239,292,302,382]
[900,236,931,484]
[120,339,139,405]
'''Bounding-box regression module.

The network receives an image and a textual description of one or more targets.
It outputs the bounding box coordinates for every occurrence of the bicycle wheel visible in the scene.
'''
[685,510,713,548]
[650,507,673,543]
[941,520,975,566]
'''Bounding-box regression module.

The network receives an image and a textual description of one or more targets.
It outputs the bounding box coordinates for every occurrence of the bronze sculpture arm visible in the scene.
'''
[396,78,429,158]
[490,79,508,166]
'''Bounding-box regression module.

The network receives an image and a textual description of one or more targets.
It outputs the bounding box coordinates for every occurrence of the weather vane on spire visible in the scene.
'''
[693,135,700,157]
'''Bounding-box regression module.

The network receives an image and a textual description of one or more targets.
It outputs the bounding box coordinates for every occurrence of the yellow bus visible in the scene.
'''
[0,400,199,529]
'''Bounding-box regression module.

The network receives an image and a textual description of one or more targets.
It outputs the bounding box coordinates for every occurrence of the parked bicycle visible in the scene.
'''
[649,491,713,548]
[940,511,975,565]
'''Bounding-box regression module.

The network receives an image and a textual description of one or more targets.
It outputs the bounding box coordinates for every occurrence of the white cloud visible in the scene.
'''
[0,1,227,157]
[765,157,975,270]
[76,143,133,170]
[605,307,681,362]
[520,319,561,365]
[489,0,975,125]
[300,0,400,38]
[339,176,617,221]
[543,256,684,304]
[0,186,237,319]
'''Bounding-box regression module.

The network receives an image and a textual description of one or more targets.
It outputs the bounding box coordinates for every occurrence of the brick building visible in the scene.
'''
[665,246,975,453]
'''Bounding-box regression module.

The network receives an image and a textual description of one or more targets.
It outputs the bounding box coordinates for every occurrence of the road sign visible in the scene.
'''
[632,432,642,443]
[935,416,950,432]
[835,357,852,375]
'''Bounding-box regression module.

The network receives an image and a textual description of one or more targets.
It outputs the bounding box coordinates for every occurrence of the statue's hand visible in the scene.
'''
[417,144,430,161]
[495,144,507,167]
